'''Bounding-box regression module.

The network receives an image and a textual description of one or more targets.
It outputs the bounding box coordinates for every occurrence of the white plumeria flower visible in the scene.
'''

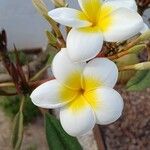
[30,49,124,136]
[48,0,144,62]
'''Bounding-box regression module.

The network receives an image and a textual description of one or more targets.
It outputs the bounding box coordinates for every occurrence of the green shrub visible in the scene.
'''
[0,95,40,124]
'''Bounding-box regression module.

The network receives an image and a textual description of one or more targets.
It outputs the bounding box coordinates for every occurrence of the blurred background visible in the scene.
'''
[0,0,150,150]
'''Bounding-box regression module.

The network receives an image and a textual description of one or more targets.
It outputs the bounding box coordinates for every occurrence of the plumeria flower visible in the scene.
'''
[30,49,124,136]
[48,0,144,62]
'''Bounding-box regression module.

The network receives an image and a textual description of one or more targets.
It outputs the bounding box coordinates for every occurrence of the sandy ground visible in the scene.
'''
[0,110,97,150]
[0,87,150,150]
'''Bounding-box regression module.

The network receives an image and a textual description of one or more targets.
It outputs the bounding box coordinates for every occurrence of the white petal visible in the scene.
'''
[48,8,91,27]
[140,23,149,33]
[30,80,77,109]
[78,0,103,22]
[67,28,103,62]
[60,95,95,136]
[103,0,137,12]
[103,8,144,42]
[85,87,124,125]
[52,49,86,89]
[83,58,118,90]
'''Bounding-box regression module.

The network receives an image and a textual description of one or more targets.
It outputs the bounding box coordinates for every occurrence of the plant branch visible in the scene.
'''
[30,65,50,81]
[32,0,66,48]
[0,82,15,88]
[19,95,25,112]
[108,44,146,60]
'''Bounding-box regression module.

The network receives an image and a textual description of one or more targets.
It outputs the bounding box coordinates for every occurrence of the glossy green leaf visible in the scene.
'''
[126,70,150,91]
[45,113,82,150]
[11,111,24,150]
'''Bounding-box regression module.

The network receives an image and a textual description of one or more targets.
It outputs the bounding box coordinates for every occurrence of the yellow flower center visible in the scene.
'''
[78,88,85,95]
[78,1,113,32]
[59,73,101,113]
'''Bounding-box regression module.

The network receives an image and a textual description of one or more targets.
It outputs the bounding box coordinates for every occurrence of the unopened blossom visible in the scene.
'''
[30,49,123,136]
[48,0,144,62]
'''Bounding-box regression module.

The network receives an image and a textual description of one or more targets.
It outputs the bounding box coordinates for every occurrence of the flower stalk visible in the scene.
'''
[108,44,146,60]
[30,65,50,82]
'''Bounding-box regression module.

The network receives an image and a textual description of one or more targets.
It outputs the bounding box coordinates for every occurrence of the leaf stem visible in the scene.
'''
[19,95,25,112]
[30,65,50,81]
[0,82,15,88]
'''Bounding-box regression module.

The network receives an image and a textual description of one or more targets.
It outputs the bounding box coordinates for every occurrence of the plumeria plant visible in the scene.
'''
[0,0,150,149]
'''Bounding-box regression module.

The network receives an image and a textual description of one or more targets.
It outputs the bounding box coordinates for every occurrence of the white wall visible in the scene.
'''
[0,0,78,50]
[0,0,149,50]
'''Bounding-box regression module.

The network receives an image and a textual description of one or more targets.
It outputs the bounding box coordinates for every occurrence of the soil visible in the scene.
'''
[101,86,150,150]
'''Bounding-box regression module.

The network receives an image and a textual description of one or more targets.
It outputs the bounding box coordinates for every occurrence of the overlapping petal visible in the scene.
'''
[78,0,103,22]
[67,28,103,62]
[47,0,144,63]
[103,0,137,12]
[60,95,95,136]
[52,49,86,89]
[30,80,77,109]
[83,58,118,90]
[103,8,144,42]
[48,8,91,27]
[85,87,124,125]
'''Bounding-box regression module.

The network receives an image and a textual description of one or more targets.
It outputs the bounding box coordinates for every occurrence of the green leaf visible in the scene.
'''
[51,0,66,7]
[32,0,62,37]
[11,111,24,150]
[45,113,82,150]
[126,70,150,91]
[32,0,48,16]
[116,54,139,84]
[127,44,146,54]
[46,52,57,66]
[46,30,57,46]
[46,45,59,65]
[139,30,150,42]
[8,51,27,65]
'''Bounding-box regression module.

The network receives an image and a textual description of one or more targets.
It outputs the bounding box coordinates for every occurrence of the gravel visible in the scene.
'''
[101,86,150,150]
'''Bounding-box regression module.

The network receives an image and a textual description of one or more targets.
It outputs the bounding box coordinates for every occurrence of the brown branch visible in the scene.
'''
[93,125,105,150]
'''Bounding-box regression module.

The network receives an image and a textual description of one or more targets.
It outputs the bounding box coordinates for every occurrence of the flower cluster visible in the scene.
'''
[31,0,145,136]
